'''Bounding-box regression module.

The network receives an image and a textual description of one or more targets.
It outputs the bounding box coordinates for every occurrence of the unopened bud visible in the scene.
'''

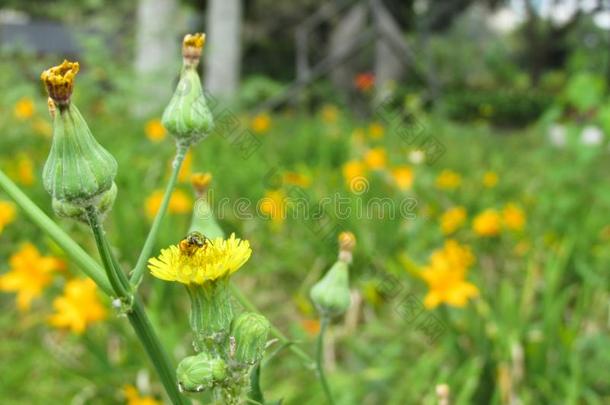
[338,231,356,263]
[310,260,351,317]
[52,182,117,223]
[231,312,270,366]
[176,352,226,393]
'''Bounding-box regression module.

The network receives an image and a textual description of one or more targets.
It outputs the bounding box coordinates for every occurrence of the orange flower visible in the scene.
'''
[440,206,467,235]
[0,200,17,234]
[364,148,387,170]
[436,170,461,190]
[283,171,312,188]
[259,190,286,225]
[49,278,106,334]
[14,97,35,120]
[250,113,271,134]
[354,72,375,92]
[502,203,525,231]
[301,319,321,336]
[342,160,367,185]
[145,119,166,142]
[145,189,192,219]
[124,385,161,405]
[473,209,501,237]
[391,166,414,190]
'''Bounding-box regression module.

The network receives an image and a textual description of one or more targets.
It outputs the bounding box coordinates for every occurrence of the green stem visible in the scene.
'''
[316,316,335,405]
[131,144,188,287]
[229,283,315,368]
[0,169,113,295]
[86,209,189,405]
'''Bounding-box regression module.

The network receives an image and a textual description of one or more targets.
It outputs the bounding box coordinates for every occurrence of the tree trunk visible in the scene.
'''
[204,0,243,99]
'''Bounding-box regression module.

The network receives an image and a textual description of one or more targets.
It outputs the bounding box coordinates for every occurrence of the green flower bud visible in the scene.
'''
[176,352,226,393]
[41,61,117,207]
[310,260,351,317]
[186,280,234,353]
[162,34,213,146]
[231,312,270,365]
[52,182,117,223]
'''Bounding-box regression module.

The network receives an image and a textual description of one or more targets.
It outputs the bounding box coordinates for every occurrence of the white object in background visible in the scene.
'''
[408,150,425,165]
[548,124,567,148]
[580,125,604,146]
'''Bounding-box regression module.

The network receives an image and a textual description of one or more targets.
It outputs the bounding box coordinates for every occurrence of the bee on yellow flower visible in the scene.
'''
[145,118,167,142]
[436,170,461,190]
[250,113,271,134]
[482,171,498,188]
[364,147,387,170]
[502,203,525,231]
[123,385,161,405]
[391,166,414,191]
[148,233,251,285]
[0,243,64,311]
[420,239,478,309]
[368,122,385,139]
[320,104,339,123]
[145,189,192,219]
[16,155,35,186]
[49,278,106,334]
[14,97,35,120]
[473,209,502,237]
[440,206,467,235]
[259,190,287,225]
[0,200,17,234]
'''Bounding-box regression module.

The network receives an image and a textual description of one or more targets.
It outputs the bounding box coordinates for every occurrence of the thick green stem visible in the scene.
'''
[131,144,188,287]
[86,209,189,405]
[316,316,335,405]
[229,283,315,368]
[0,169,113,295]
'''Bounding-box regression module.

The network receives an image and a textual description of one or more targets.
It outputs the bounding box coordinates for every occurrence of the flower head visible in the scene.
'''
[191,172,213,196]
[250,113,271,134]
[0,200,17,234]
[40,60,80,104]
[182,33,206,67]
[342,160,366,186]
[259,190,287,225]
[473,209,501,237]
[148,233,251,285]
[440,206,467,235]
[145,118,166,142]
[0,243,63,311]
[502,203,525,231]
[354,72,375,92]
[436,170,461,190]
[364,147,387,170]
[49,278,106,334]
[14,97,35,120]
[145,189,192,219]
[421,240,478,309]
[391,166,414,191]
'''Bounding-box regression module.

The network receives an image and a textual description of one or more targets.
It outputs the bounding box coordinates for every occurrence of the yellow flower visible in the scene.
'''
[391,166,414,191]
[177,151,193,182]
[148,233,251,285]
[473,209,501,237]
[342,160,366,184]
[368,122,385,139]
[145,190,192,219]
[0,243,63,311]
[364,147,387,170]
[321,104,339,123]
[250,113,271,134]
[16,155,35,186]
[421,240,478,309]
[259,190,286,225]
[123,385,161,405]
[440,206,467,235]
[502,203,525,231]
[483,171,498,188]
[0,200,17,234]
[145,119,166,142]
[183,32,206,49]
[436,170,461,190]
[49,278,106,334]
[283,171,312,188]
[14,97,35,120]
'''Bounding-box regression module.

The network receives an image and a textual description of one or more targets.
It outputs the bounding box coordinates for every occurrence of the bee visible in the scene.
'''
[179,231,210,256]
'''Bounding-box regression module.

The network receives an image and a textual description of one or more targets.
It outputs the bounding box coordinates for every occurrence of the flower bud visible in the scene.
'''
[338,231,356,263]
[52,182,117,223]
[176,352,226,392]
[162,33,214,146]
[310,260,351,317]
[231,312,270,366]
[41,61,117,208]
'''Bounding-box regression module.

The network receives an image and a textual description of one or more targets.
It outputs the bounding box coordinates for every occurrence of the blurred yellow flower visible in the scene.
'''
[473,209,501,237]
[421,240,478,309]
[148,233,251,285]
[0,243,63,311]
[0,200,17,234]
[14,97,35,120]
[436,170,461,190]
[503,203,525,231]
[32,118,52,137]
[342,159,367,185]
[16,155,35,186]
[283,171,312,188]
[49,278,106,334]
[301,318,321,336]
[145,119,166,142]
[145,190,192,219]
[391,166,414,190]
[368,122,385,139]
[251,113,271,133]
[364,147,387,170]
[321,104,339,123]
[177,151,192,182]
[259,190,287,225]
[483,171,498,188]
[124,385,161,405]
[440,206,467,235]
